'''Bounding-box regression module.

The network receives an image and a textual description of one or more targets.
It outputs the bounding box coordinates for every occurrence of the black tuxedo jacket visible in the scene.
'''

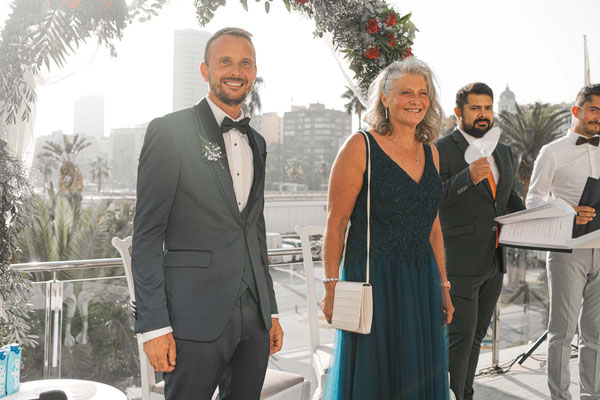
[131,99,277,342]
[436,129,525,283]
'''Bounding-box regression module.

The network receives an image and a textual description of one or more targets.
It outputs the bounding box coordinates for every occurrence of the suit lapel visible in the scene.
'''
[244,127,265,218]
[451,129,469,155]
[193,99,243,226]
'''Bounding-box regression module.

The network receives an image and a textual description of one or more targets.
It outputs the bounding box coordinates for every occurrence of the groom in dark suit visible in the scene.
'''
[436,82,524,400]
[131,27,283,400]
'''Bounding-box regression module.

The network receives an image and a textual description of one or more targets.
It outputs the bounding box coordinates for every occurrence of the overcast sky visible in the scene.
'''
[1,0,599,137]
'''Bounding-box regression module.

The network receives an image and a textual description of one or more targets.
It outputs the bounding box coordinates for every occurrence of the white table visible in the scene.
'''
[4,379,127,400]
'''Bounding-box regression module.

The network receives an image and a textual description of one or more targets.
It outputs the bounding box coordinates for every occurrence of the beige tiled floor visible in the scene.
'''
[475,341,580,399]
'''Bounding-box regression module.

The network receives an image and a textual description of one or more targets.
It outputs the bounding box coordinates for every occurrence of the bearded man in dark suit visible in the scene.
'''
[436,82,525,400]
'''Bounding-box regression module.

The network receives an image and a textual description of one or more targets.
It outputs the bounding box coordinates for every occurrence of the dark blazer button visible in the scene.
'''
[492,226,497,231]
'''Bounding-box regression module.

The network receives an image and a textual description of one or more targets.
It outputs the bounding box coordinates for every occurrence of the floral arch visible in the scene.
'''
[0,0,416,124]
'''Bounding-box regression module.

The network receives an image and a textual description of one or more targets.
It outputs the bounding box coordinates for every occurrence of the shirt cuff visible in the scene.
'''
[140,326,173,343]
[271,314,279,319]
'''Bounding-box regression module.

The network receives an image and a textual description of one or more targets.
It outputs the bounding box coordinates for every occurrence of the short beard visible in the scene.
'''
[584,122,600,136]
[209,76,251,106]
[462,119,493,138]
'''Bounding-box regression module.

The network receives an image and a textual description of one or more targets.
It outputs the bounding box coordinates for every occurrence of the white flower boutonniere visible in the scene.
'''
[200,140,225,169]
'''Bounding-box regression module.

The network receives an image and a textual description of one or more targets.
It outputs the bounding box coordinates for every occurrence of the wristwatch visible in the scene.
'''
[441,281,451,290]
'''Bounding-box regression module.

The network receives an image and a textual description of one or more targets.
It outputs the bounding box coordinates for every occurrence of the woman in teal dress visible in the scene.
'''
[320,58,454,399]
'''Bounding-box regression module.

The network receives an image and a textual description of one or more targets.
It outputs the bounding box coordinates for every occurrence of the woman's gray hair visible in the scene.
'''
[364,58,443,144]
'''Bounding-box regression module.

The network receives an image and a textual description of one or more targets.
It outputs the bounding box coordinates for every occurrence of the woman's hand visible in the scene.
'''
[442,288,454,325]
[320,282,337,324]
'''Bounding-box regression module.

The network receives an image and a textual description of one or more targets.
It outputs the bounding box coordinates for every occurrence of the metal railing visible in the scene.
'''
[11,246,514,379]
[10,248,304,380]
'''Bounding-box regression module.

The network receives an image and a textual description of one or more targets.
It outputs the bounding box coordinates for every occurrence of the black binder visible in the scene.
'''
[573,177,600,238]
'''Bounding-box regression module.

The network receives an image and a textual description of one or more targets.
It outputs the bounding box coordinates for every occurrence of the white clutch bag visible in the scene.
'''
[331,130,373,335]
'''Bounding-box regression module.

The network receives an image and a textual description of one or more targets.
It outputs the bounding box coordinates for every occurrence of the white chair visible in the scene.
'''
[111,236,310,400]
[294,226,332,400]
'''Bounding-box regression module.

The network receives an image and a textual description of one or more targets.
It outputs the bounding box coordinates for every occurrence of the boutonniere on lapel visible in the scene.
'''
[199,137,225,169]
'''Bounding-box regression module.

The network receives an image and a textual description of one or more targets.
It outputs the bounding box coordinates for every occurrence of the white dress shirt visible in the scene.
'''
[141,98,257,343]
[206,97,254,211]
[527,129,600,208]
[458,126,500,184]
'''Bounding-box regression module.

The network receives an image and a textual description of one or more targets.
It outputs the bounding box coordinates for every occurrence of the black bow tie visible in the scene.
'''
[576,136,600,147]
[221,117,251,135]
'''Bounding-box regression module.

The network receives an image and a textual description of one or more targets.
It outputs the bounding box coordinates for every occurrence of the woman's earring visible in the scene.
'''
[385,107,389,121]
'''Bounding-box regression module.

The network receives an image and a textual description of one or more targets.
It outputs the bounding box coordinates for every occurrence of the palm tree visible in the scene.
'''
[89,156,111,193]
[39,134,91,194]
[498,103,571,201]
[37,154,58,186]
[242,77,264,117]
[342,86,366,129]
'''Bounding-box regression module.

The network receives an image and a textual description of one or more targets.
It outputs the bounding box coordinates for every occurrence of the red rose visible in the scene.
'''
[367,19,380,34]
[385,13,396,26]
[387,34,396,48]
[296,0,309,3]
[364,47,380,60]
[403,47,413,58]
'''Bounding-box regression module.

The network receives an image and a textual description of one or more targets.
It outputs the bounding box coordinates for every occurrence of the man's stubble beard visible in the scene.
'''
[584,121,600,137]
[209,75,252,106]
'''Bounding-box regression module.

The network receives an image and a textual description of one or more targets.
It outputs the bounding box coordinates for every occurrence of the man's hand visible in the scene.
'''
[574,206,596,225]
[143,332,177,372]
[469,157,491,185]
[270,318,283,354]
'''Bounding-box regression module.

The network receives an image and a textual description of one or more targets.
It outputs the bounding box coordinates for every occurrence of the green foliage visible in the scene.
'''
[0,139,36,347]
[18,190,133,264]
[498,103,571,199]
[0,0,168,124]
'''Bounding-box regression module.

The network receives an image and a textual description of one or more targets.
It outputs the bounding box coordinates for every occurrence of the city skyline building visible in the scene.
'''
[251,112,284,146]
[73,95,105,139]
[172,29,211,112]
[499,85,517,114]
[110,123,148,189]
[282,103,351,190]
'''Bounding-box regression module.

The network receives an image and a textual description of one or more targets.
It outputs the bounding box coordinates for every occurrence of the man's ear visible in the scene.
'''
[200,62,209,82]
[454,106,462,119]
[572,105,580,119]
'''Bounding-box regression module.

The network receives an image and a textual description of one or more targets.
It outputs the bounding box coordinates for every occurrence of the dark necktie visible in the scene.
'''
[221,116,251,135]
[576,136,600,146]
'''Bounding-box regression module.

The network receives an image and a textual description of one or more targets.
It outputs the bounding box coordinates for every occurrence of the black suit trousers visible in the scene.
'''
[448,263,503,400]
[163,289,270,400]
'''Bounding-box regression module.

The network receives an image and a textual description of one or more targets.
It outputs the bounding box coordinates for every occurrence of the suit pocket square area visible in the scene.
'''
[163,249,212,268]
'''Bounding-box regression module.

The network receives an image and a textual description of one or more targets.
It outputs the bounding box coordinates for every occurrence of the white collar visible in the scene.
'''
[566,129,596,144]
[205,96,245,127]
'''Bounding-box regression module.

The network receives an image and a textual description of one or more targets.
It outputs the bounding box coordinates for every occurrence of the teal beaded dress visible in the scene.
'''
[323,131,449,399]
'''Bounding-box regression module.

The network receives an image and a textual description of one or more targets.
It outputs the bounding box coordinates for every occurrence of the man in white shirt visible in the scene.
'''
[131,27,283,399]
[527,84,600,399]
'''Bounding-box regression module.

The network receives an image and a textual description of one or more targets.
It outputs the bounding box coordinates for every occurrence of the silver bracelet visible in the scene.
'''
[322,277,340,283]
